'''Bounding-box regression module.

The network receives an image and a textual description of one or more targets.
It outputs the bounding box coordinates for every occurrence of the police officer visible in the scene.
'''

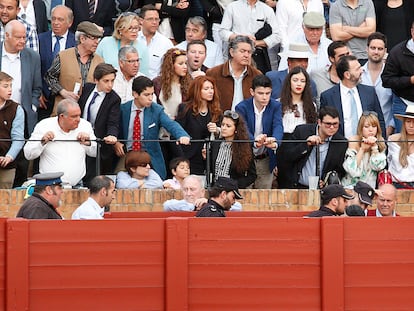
[196,177,243,217]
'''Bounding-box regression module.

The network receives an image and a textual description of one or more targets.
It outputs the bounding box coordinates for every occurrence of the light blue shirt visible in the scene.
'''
[7,104,24,160]
[116,170,163,189]
[361,62,394,129]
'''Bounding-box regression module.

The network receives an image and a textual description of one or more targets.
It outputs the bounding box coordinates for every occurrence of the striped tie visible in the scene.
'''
[88,0,95,19]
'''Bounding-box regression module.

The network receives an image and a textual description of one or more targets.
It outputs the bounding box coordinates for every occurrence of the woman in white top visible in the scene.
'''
[387,106,414,188]
[279,66,317,138]
[342,112,387,188]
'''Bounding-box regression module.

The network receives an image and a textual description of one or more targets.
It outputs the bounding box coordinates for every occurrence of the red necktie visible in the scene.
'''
[132,109,141,151]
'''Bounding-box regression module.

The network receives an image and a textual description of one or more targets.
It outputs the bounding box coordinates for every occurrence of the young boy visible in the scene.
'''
[0,72,25,188]
[163,157,190,189]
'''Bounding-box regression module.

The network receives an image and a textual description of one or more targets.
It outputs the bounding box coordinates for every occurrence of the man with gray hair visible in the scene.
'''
[72,175,116,219]
[45,21,104,116]
[175,16,223,69]
[206,35,261,111]
[24,99,97,187]
[113,46,145,104]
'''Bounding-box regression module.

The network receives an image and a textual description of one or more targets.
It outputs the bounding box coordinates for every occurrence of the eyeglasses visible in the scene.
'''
[127,26,139,32]
[362,111,378,117]
[85,34,101,41]
[137,163,150,167]
[120,12,138,17]
[224,110,239,120]
[123,58,141,64]
[292,104,300,118]
[322,121,340,128]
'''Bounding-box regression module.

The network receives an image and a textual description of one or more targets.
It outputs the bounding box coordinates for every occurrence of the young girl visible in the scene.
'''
[342,112,387,188]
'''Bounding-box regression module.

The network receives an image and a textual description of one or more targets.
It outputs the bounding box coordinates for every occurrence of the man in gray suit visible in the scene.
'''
[1,20,41,186]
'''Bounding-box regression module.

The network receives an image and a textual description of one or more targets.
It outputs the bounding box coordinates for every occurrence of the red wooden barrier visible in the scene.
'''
[105,211,309,218]
[2,217,414,310]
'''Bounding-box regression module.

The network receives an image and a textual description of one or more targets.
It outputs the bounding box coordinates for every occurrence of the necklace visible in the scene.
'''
[199,110,208,116]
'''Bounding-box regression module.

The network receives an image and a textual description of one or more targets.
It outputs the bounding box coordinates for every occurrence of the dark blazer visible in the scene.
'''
[65,0,116,36]
[33,0,48,34]
[320,84,386,137]
[266,69,318,100]
[119,100,190,179]
[39,30,76,99]
[210,139,257,189]
[0,45,41,134]
[279,123,347,189]
[236,97,283,171]
[79,83,121,182]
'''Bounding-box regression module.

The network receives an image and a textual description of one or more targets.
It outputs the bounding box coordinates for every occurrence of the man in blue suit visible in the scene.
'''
[320,55,385,138]
[114,76,190,180]
[38,5,76,120]
[266,43,318,100]
[236,75,283,189]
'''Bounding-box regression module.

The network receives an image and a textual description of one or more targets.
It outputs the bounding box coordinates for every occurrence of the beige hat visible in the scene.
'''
[395,105,414,120]
[303,12,326,28]
[279,43,310,59]
[77,21,103,38]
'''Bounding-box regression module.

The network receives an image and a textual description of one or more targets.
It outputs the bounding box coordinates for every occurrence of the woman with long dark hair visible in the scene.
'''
[176,76,222,175]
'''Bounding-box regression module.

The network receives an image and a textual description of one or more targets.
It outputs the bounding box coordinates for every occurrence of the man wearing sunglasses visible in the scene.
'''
[279,106,347,189]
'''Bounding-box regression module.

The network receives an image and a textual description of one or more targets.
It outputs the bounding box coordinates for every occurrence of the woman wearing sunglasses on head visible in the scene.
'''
[342,111,387,188]
[116,150,163,189]
[96,12,149,76]
[205,110,256,188]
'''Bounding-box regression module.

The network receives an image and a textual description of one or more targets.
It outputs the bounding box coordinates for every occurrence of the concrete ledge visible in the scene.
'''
[1,189,413,219]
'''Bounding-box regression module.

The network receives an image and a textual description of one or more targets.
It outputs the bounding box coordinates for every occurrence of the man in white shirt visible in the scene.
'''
[137,5,173,79]
[113,46,144,104]
[72,175,116,219]
[24,99,97,187]
[175,16,223,69]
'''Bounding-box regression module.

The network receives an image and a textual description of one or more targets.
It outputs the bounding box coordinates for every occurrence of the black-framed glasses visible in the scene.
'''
[322,121,340,128]
[137,163,150,167]
[362,111,378,117]
[224,110,239,120]
[85,34,101,41]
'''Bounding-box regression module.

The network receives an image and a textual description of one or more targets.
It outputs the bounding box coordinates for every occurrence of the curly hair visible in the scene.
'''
[223,114,252,174]
[279,66,317,123]
[180,76,222,123]
[160,48,192,101]
[356,113,386,153]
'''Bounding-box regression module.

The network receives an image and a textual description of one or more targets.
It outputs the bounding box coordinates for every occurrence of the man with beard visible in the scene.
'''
[320,54,385,138]
[361,32,394,137]
[196,177,243,217]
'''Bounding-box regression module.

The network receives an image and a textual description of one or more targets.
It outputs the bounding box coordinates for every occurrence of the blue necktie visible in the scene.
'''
[89,0,95,19]
[87,92,99,124]
[53,35,62,58]
[349,89,359,136]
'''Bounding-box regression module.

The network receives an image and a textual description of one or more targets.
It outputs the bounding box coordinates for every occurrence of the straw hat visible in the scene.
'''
[279,43,310,59]
[394,105,414,120]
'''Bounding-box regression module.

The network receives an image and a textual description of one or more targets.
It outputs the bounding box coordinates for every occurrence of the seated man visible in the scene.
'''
[24,99,97,187]
[164,175,207,211]
[307,184,354,217]
[71,175,116,220]
[367,183,399,217]
[348,181,376,213]
[278,106,347,189]
[196,177,243,217]
[16,172,64,219]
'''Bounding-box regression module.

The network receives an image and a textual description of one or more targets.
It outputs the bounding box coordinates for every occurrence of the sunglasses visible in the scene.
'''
[223,110,239,120]
[120,12,138,17]
[137,163,150,167]
[362,111,378,117]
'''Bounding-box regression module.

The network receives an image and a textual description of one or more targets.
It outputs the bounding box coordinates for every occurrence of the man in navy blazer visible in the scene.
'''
[38,5,76,120]
[236,75,283,189]
[78,64,121,186]
[114,76,190,180]
[320,55,385,138]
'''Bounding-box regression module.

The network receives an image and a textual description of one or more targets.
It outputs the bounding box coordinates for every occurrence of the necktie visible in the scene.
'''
[132,110,141,151]
[349,89,359,136]
[89,0,95,19]
[53,35,62,58]
[87,92,99,124]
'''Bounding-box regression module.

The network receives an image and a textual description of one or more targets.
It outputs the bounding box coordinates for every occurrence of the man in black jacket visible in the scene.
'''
[278,106,348,189]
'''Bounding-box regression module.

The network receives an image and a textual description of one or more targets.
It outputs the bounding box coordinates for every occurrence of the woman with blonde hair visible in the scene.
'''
[176,76,222,175]
[387,106,414,188]
[342,112,387,188]
[96,12,149,75]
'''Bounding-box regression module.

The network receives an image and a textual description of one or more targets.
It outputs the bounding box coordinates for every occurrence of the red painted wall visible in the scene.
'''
[3,217,414,310]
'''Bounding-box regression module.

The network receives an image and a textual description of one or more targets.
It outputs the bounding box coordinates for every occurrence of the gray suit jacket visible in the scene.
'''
[0,44,42,134]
